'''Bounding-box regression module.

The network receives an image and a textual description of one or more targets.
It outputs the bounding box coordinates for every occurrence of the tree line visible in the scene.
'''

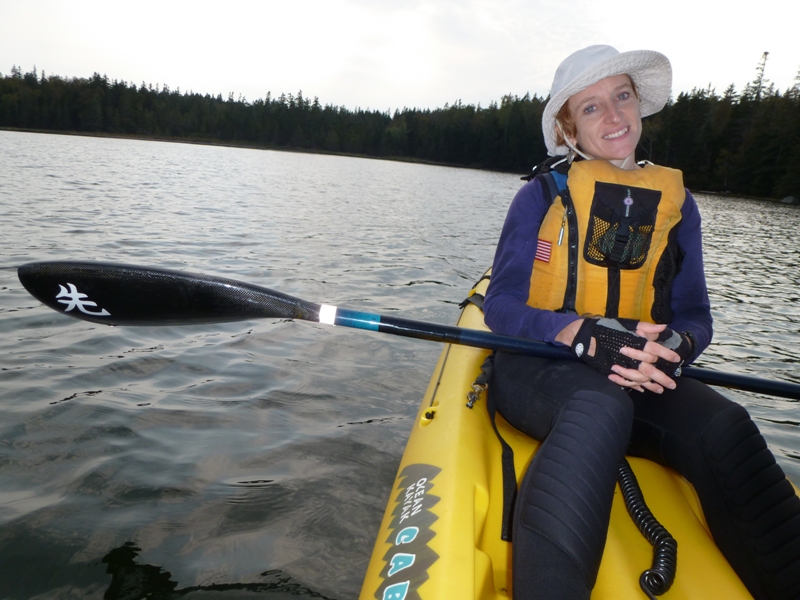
[1,61,798,199]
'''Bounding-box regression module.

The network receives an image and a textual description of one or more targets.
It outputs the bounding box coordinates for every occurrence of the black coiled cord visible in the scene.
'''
[618,459,678,599]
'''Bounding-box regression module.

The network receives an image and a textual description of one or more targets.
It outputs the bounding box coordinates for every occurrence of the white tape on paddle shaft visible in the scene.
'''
[319,304,338,325]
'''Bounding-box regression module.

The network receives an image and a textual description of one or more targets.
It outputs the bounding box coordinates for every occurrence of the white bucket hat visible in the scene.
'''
[542,45,672,156]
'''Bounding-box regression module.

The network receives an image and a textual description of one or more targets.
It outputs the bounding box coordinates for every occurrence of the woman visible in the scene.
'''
[483,45,800,600]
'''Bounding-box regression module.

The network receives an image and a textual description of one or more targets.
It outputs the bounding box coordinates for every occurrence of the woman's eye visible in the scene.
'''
[618,91,631,101]
[584,105,596,114]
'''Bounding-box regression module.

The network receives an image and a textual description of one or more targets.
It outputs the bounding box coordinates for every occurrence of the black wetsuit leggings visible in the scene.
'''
[491,352,800,600]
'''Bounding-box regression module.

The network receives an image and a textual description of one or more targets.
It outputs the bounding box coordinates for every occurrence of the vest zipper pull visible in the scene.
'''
[558,208,567,246]
[624,188,633,217]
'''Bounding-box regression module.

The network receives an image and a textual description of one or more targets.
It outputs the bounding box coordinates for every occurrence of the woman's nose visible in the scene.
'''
[605,104,622,123]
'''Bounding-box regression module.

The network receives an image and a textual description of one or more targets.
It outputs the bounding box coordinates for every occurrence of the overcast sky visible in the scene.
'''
[2,0,798,112]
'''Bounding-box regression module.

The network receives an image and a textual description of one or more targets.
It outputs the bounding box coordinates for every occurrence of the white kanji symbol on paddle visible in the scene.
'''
[56,283,111,316]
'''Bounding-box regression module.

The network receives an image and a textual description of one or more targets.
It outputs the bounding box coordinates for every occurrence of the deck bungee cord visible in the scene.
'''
[618,459,678,599]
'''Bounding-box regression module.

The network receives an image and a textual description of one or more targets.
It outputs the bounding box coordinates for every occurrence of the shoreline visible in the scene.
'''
[3,126,795,203]
[0,126,509,175]
[694,189,799,205]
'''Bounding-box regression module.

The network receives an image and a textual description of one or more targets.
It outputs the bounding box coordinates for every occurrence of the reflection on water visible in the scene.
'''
[0,130,798,598]
[102,542,334,599]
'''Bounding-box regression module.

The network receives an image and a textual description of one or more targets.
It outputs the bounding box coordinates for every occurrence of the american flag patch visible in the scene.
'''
[535,239,552,263]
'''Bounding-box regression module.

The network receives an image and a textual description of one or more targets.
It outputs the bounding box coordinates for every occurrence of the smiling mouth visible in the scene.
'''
[604,126,629,140]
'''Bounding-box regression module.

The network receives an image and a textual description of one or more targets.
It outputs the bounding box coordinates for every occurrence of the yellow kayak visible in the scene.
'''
[359,272,756,600]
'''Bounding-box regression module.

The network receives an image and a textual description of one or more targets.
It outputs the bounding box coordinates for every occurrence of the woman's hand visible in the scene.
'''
[554,318,587,347]
[555,320,681,394]
[610,322,681,393]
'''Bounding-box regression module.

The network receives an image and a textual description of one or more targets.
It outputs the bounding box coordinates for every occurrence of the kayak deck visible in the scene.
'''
[360,274,753,599]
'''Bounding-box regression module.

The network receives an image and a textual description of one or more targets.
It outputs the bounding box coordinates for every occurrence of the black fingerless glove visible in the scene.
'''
[653,328,693,380]
[570,317,647,375]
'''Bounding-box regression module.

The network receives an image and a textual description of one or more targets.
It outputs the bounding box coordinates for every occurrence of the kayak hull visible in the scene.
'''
[360,274,753,599]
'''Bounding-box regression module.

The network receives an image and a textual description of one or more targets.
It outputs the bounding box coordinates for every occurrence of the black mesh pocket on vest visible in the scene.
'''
[585,182,661,269]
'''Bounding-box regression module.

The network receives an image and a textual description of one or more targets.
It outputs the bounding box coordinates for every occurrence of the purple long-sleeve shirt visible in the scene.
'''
[483,176,713,364]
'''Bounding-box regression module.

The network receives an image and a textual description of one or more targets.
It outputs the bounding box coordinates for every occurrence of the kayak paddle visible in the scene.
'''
[17,260,800,400]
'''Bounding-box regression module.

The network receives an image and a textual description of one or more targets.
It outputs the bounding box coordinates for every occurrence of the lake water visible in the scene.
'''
[1,130,798,599]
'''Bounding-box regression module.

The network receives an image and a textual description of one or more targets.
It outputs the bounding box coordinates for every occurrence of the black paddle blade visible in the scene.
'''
[18,261,322,326]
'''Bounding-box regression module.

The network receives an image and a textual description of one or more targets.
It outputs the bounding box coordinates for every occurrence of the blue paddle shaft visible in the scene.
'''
[330,308,800,399]
[18,260,800,400]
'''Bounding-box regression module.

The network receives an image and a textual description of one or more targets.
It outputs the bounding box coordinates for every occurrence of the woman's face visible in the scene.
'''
[565,74,642,168]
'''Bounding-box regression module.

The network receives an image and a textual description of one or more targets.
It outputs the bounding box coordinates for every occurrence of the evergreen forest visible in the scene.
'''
[1,59,799,199]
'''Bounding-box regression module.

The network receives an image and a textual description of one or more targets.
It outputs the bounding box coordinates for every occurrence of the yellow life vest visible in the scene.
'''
[528,160,686,323]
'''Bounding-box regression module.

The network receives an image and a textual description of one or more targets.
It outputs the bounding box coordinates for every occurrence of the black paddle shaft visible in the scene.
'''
[16,260,800,400]
[17,261,322,326]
